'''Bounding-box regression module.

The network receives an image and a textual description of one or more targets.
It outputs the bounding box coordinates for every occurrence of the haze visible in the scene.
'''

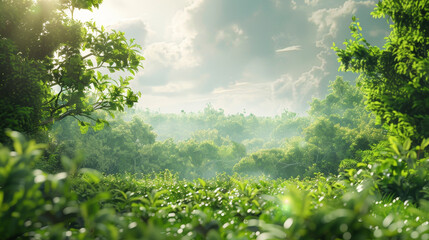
[75,0,388,116]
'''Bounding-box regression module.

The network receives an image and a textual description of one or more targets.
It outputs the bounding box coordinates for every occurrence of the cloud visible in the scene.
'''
[108,18,149,45]
[215,24,247,47]
[117,0,388,115]
[144,39,200,69]
[174,0,313,92]
[305,0,320,6]
[309,0,375,48]
[290,0,297,10]
[270,60,328,113]
[170,0,203,40]
[213,81,269,95]
[151,81,195,94]
[276,45,302,53]
[142,0,202,70]
[268,0,383,113]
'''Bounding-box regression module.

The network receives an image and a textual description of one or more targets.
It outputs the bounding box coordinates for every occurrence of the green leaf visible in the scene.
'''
[421,138,429,150]
[403,138,412,151]
[79,121,90,134]
[198,178,207,188]
[154,189,168,200]
[113,189,127,200]
[388,137,401,155]
[87,59,93,67]
[79,168,102,184]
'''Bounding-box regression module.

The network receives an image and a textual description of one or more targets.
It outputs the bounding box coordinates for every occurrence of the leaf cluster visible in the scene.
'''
[0,0,144,139]
[333,0,429,141]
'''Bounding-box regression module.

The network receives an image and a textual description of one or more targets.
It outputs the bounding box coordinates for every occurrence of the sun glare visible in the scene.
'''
[281,197,292,213]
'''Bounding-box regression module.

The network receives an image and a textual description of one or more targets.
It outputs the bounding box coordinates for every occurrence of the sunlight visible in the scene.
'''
[73,8,95,22]
[280,196,292,214]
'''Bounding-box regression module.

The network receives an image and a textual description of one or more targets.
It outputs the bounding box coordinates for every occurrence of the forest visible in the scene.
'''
[1,0,429,239]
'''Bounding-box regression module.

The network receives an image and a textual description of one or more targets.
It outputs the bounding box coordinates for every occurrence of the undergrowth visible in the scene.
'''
[1,131,429,239]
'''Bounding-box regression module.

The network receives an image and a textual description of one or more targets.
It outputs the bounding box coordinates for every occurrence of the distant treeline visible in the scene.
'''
[41,77,385,179]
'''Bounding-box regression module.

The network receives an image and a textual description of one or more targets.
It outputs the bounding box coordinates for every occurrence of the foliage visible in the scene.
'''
[3,132,429,239]
[309,76,372,129]
[233,149,287,178]
[302,77,384,175]
[334,0,429,141]
[233,77,384,178]
[41,75,383,178]
[43,116,246,178]
[45,116,156,174]
[344,136,429,204]
[0,131,158,239]
[135,105,309,150]
[0,38,49,141]
[68,169,429,240]
[0,0,143,141]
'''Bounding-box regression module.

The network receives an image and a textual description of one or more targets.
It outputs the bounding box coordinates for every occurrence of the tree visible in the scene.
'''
[309,77,366,127]
[233,149,287,178]
[48,116,156,174]
[0,0,143,141]
[334,1,429,141]
[304,117,353,173]
[0,40,49,138]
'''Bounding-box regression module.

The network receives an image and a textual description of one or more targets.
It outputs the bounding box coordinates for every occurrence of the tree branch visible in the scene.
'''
[88,61,106,70]
[82,52,94,59]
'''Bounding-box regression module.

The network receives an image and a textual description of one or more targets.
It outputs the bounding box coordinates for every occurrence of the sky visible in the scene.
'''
[75,0,389,116]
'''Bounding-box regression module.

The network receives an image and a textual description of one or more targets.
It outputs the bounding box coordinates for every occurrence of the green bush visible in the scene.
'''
[345,137,429,203]
[0,131,162,239]
[3,132,429,239]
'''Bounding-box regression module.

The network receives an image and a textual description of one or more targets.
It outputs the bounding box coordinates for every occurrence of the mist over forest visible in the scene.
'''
[1,0,429,239]
[43,76,383,180]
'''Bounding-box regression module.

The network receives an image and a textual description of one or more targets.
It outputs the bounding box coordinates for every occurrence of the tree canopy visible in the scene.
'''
[334,0,429,141]
[0,0,144,141]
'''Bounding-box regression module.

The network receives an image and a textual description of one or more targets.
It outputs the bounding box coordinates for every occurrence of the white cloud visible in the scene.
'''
[170,0,203,40]
[270,67,326,113]
[144,38,200,69]
[125,0,385,115]
[215,24,247,46]
[309,0,374,42]
[213,81,269,95]
[139,81,278,116]
[151,81,195,93]
[271,42,330,112]
[143,0,204,70]
[108,18,149,45]
[276,45,302,53]
[272,0,378,113]
[304,0,319,6]
[291,0,297,10]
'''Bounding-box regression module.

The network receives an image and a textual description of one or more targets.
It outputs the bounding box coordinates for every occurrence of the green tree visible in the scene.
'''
[0,0,143,141]
[79,117,156,173]
[233,149,287,178]
[43,116,156,174]
[140,139,187,175]
[309,76,368,128]
[334,1,429,141]
[304,118,353,174]
[0,40,49,138]
[218,141,246,174]
[190,129,225,146]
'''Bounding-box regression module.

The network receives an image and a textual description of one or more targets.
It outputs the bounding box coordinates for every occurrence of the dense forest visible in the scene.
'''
[1,0,429,239]
[43,76,383,179]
